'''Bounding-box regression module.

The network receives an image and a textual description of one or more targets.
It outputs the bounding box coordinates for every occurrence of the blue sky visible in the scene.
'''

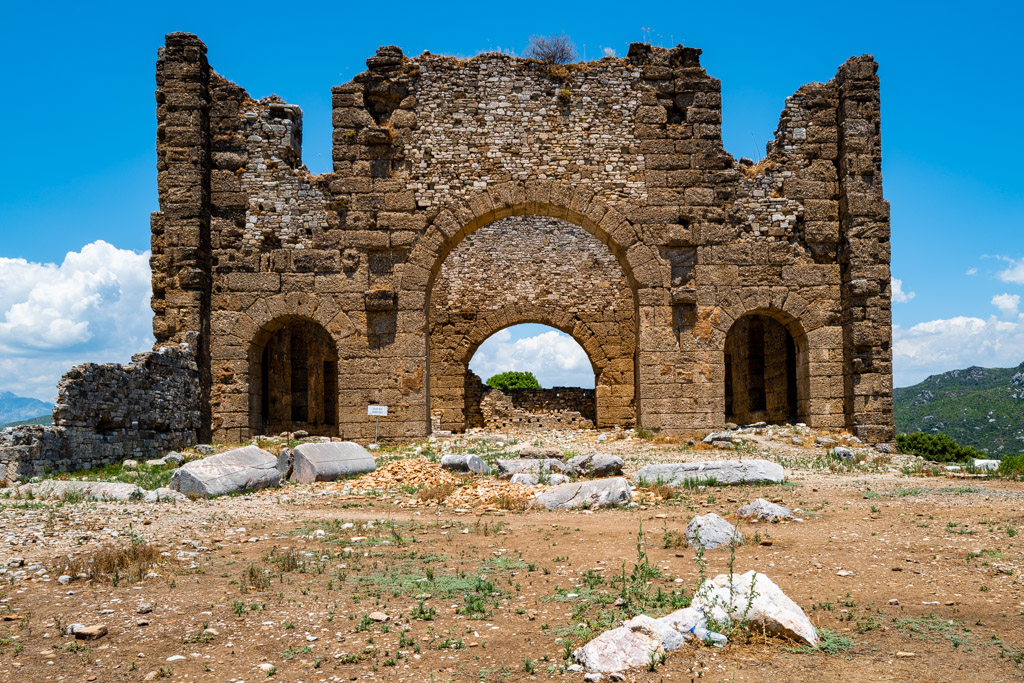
[1,0,1022,399]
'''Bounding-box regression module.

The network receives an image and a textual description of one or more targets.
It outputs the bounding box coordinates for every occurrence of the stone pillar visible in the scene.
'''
[151,32,212,441]
[837,56,895,443]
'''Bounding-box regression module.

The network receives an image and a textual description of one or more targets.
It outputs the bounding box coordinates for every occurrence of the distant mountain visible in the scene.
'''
[0,391,53,425]
[0,414,53,429]
[894,361,1024,455]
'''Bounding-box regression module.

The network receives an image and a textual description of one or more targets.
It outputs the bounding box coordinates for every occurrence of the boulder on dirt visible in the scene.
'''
[170,445,281,497]
[440,453,492,476]
[832,446,856,461]
[510,472,570,486]
[21,480,143,502]
[519,446,562,459]
[702,431,733,444]
[737,498,793,522]
[815,437,838,448]
[276,448,294,478]
[144,487,188,503]
[973,459,1000,471]
[73,623,108,640]
[496,458,565,479]
[566,453,624,478]
[531,477,631,509]
[573,618,664,672]
[289,442,376,484]
[685,513,743,550]
[708,571,817,646]
[634,459,784,486]
[163,451,185,466]
[194,444,215,455]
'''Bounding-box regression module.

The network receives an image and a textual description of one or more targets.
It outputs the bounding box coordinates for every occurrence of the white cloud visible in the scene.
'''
[965,267,977,276]
[894,315,1024,386]
[996,256,1024,284]
[992,293,1021,318]
[0,241,153,401]
[469,328,594,388]
[891,277,915,304]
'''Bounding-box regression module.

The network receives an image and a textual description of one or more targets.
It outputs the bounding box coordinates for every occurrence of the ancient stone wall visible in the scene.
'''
[149,32,894,446]
[0,343,200,482]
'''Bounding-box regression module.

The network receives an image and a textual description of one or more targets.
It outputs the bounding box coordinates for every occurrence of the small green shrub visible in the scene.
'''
[998,454,1024,479]
[486,371,541,391]
[896,432,985,463]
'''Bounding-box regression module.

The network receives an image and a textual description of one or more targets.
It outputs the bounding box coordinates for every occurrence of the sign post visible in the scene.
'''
[367,405,388,446]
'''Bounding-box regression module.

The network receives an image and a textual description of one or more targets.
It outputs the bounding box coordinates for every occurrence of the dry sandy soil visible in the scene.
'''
[1,428,1023,682]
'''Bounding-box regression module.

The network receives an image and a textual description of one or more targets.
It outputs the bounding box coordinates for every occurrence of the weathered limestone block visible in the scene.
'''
[531,477,631,509]
[440,453,492,476]
[170,446,281,497]
[634,459,785,486]
[290,442,377,483]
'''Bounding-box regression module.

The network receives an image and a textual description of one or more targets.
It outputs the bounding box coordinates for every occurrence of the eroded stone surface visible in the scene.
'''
[635,460,785,486]
[440,454,492,476]
[566,453,624,478]
[531,478,631,509]
[289,442,376,484]
[170,446,281,497]
[737,498,793,522]
[685,513,743,550]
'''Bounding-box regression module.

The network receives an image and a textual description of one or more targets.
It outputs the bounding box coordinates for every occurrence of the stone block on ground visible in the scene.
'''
[144,487,188,503]
[23,480,143,502]
[290,442,377,483]
[510,472,570,486]
[685,513,743,550]
[737,498,793,522]
[169,445,281,497]
[707,571,817,646]
[634,459,784,486]
[566,453,623,478]
[440,453,492,476]
[832,446,855,461]
[496,458,565,479]
[974,459,1000,471]
[573,619,663,673]
[531,477,631,509]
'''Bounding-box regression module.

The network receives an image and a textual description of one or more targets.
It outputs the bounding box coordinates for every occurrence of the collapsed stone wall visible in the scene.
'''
[0,343,200,482]
[149,33,894,445]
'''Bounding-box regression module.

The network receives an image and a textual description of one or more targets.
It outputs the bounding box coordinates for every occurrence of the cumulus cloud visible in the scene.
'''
[891,277,915,304]
[0,241,153,401]
[469,328,594,388]
[992,293,1021,318]
[894,315,1024,386]
[996,256,1024,285]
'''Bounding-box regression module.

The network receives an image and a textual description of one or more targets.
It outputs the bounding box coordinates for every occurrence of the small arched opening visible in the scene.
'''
[250,316,338,436]
[724,312,807,426]
[464,324,597,432]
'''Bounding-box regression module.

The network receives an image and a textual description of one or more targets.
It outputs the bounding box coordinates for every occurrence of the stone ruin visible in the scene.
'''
[0,31,895,476]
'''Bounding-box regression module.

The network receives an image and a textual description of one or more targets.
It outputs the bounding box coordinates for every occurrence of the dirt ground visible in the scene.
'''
[1,428,1023,682]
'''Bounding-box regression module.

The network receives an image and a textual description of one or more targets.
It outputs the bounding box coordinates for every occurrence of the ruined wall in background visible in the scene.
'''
[0,343,200,482]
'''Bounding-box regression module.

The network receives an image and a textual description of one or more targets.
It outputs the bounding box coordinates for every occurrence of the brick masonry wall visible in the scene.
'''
[148,33,894,445]
[0,343,200,482]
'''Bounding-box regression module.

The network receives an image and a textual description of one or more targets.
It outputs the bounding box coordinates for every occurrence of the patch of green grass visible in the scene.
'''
[894,614,973,650]
[785,628,854,655]
[43,460,179,490]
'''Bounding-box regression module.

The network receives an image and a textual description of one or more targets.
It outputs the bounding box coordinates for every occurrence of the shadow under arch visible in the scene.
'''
[248,314,340,437]
[723,307,810,426]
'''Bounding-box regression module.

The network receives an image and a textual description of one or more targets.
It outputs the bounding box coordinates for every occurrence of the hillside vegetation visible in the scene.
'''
[894,361,1024,455]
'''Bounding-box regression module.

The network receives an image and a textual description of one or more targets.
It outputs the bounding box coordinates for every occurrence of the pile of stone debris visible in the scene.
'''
[334,459,460,494]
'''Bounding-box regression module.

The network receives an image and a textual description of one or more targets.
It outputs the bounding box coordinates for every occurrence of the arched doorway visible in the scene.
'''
[464,324,598,431]
[724,312,806,426]
[249,317,338,436]
[427,213,637,433]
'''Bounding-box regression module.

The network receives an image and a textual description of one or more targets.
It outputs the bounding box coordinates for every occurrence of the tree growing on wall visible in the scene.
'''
[523,34,578,64]
[486,371,541,391]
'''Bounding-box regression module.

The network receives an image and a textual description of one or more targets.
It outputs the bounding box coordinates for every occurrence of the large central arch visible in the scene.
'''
[421,192,646,433]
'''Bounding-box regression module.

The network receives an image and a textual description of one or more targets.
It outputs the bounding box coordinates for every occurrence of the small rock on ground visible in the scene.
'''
[684,513,743,550]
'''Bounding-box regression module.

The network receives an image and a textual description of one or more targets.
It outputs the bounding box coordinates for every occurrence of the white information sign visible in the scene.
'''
[367,405,388,417]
